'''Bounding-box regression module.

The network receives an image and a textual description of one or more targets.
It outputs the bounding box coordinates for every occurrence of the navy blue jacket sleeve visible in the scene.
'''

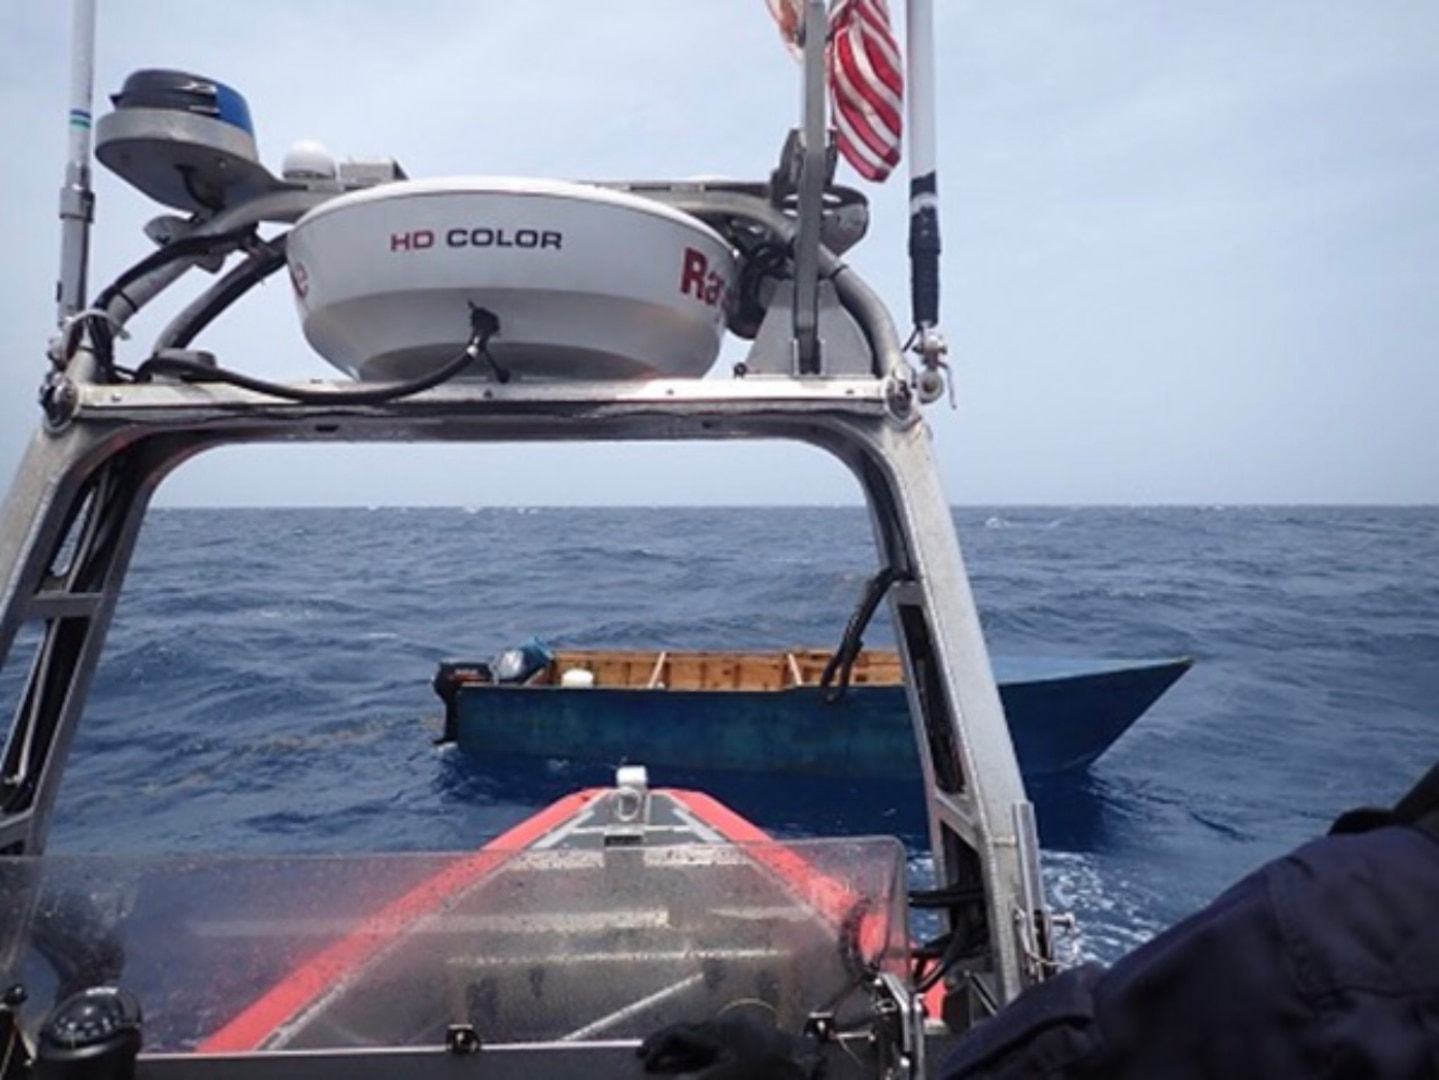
[940,825,1439,1080]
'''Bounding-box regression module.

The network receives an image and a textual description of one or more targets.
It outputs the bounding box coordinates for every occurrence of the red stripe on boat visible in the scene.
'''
[668,788,946,1024]
[666,790,889,962]
[198,789,605,1053]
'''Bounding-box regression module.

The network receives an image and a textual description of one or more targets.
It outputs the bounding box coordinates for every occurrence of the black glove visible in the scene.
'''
[638,1012,823,1080]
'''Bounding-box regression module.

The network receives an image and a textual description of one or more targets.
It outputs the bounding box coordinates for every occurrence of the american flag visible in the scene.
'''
[767,0,904,183]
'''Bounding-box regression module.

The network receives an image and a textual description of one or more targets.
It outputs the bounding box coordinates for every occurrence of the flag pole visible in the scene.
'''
[56,0,98,327]
[906,0,947,385]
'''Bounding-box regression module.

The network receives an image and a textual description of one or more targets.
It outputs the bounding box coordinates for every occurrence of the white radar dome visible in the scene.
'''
[284,177,737,382]
[281,140,337,181]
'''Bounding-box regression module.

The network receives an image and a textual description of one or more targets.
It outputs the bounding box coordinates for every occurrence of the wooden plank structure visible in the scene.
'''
[523,649,906,693]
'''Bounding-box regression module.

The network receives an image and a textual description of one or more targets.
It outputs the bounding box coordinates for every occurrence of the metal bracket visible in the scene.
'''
[870,972,924,1080]
[444,1024,481,1055]
[1010,800,1060,982]
[884,371,916,422]
[911,326,951,406]
[742,280,872,377]
[0,984,33,1080]
[602,764,651,848]
[38,373,79,430]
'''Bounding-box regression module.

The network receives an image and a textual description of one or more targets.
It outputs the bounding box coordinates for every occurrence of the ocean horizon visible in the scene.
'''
[5,503,1435,962]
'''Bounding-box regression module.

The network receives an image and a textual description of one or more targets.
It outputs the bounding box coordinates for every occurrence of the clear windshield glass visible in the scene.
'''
[0,837,906,1054]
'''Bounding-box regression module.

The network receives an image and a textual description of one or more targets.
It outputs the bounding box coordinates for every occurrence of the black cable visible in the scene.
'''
[93,224,257,312]
[730,238,793,340]
[59,311,114,379]
[909,886,991,992]
[165,236,289,350]
[913,932,961,993]
[913,922,990,993]
[470,302,510,383]
[134,305,503,405]
[908,883,988,909]
[52,225,261,380]
[820,566,903,703]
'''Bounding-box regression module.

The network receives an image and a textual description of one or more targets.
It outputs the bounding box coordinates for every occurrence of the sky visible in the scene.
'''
[1,1,1436,507]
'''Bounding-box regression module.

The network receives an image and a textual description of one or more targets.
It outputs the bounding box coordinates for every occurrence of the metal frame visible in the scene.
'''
[1,369,1048,1007]
[3,0,1056,1045]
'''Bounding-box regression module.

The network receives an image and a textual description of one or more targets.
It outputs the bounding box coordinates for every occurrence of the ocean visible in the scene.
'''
[10,504,1438,963]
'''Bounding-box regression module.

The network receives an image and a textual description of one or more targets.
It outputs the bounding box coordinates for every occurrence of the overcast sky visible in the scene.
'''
[2,2,1436,506]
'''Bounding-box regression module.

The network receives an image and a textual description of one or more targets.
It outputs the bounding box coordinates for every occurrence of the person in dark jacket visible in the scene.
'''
[941,761,1439,1080]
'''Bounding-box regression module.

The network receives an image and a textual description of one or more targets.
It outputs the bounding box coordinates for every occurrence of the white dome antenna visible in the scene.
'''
[281,139,336,182]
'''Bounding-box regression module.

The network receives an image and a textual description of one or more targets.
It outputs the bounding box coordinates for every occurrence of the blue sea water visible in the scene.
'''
[9,505,1438,963]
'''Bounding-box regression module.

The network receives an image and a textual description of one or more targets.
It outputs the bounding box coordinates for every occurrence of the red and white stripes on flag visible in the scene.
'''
[828,0,904,181]
[766,0,904,182]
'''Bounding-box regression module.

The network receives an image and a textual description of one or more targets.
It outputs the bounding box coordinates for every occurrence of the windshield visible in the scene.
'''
[1,836,906,1054]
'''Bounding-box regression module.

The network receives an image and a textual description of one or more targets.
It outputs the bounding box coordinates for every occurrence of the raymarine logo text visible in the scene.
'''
[679,247,727,308]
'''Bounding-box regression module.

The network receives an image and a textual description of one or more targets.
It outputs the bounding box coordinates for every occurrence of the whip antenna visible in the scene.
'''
[56,0,98,326]
[793,0,829,374]
[906,0,949,397]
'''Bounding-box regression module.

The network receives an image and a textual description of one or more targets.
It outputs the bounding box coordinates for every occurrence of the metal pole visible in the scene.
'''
[56,0,98,327]
[906,0,944,356]
[793,0,828,375]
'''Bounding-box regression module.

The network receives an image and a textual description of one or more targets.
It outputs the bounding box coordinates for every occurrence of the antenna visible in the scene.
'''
[907,0,947,367]
[792,0,829,375]
[56,0,98,327]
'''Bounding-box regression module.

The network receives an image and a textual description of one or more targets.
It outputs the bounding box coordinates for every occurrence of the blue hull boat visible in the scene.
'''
[434,648,1191,781]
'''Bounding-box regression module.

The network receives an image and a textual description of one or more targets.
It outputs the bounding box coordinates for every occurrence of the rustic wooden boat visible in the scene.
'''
[434,648,1192,780]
